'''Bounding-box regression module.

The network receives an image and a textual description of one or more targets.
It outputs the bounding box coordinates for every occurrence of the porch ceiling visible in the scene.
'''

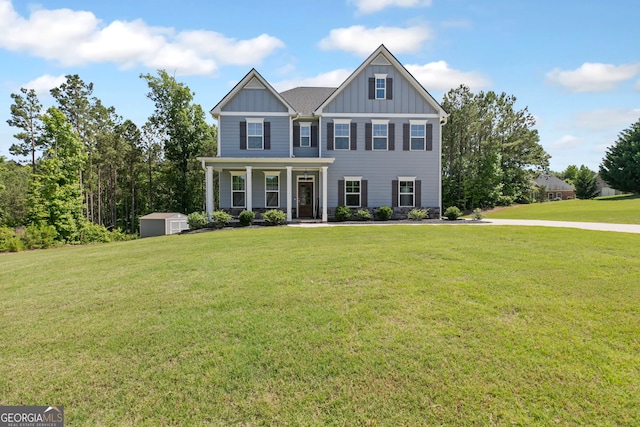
[197,157,335,170]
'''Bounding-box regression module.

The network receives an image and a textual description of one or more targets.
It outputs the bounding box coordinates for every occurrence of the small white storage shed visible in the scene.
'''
[139,213,189,238]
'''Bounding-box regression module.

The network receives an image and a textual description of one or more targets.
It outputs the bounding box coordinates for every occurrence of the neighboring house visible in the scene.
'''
[534,175,575,201]
[595,173,621,197]
[197,44,448,222]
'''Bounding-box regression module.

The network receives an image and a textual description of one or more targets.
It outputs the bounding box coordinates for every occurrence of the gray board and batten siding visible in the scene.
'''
[221,87,288,113]
[219,115,290,158]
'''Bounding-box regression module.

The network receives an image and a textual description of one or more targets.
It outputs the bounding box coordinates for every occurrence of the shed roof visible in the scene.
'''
[140,212,186,220]
[279,87,336,116]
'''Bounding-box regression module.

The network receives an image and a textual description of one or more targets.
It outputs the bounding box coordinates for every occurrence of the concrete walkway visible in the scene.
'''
[289,218,640,234]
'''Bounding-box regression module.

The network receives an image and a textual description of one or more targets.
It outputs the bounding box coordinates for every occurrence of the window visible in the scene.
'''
[299,123,311,147]
[231,173,246,207]
[247,119,263,150]
[410,121,426,150]
[265,172,280,208]
[345,178,361,207]
[372,120,388,150]
[398,178,415,207]
[334,121,350,150]
[375,74,386,99]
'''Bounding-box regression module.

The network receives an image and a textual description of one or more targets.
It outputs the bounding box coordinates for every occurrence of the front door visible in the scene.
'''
[298,181,314,218]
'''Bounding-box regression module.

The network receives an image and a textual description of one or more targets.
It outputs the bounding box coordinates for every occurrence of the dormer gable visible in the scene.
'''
[210,69,295,117]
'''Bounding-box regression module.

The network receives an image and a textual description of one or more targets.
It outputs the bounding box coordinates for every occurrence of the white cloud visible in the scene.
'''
[406,61,491,92]
[318,25,431,56]
[272,69,353,92]
[20,74,67,96]
[550,135,583,150]
[546,62,640,92]
[0,0,283,75]
[573,108,640,131]
[351,0,432,14]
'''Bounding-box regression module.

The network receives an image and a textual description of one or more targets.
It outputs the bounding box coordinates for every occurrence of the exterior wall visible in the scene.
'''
[321,117,440,210]
[219,115,290,158]
[219,169,290,210]
[165,217,188,234]
[222,88,287,113]
[323,65,438,115]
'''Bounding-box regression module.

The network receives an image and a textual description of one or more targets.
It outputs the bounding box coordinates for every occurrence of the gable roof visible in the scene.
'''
[534,175,575,191]
[280,87,337,116]
[210,68,296,117]
[314,44,447,119]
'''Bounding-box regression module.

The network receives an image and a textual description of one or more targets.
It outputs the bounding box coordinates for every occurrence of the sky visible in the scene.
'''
[0,0,638,172]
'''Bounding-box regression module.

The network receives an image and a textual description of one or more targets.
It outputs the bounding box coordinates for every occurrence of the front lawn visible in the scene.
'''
[482,194,640,223]
[1,226,639,425]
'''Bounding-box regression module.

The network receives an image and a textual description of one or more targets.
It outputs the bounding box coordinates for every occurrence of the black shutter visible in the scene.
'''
[386,78,393,100]
[327,122,334,150]
[293,123,300,148]
[338,180,344,206]
[388,123,395,151]
[361,180,368,208]
[426,123,433,151]
[415,180,421,207]
[311,125,318,147]
[403,123,410,151]
[350,122,357,150]
[368,77,375,100]
[365,123,372,150]
[240,121,247,150]
[392,180,398,207]
[264,122,271,150]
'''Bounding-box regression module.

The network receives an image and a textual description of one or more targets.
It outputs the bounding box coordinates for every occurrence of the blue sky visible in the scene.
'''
[1,0,638,172]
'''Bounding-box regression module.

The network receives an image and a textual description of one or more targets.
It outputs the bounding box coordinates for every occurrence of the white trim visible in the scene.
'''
[398,177,416,208]
[372,119,389,151]
[374,74,387,100]
[371,54,391,66]
[246,118,264,150]
[218,111,291,117]
[299,122,311,148]
[197,157,335,166]
[296,175,315,218]
[286,166,293,222]
[409,120,427,151]
[398,176,417,181]
[322,113,440,119]
[321,166,328,221]
[244,77,266,89]
[264,171,280,208]
[333,118,352,124]
[230,171,247,208]
[344,176,362,208]
[333,119,351,151]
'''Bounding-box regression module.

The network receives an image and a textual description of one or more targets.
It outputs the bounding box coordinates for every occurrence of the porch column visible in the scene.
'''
[286,166,293,222]
[205,166,214,217]
[321,166,328,222]
[246,166,253,212]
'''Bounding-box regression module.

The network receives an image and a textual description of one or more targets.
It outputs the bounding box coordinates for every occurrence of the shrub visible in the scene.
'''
[354,209,372,221]
[238,210,255,226]
[263,209,287,226]
[496,195,515,206]
[407,208,429,221]
[80,222,112,244]
[211,210,232,229]
[7,236,22,252]
[334,205,351,222]
[0,226,17,252]
[188,211,210,230]
[471,208,484,221]
[22,224,57,249]
[444,206,462,220]
[376,206,393,221]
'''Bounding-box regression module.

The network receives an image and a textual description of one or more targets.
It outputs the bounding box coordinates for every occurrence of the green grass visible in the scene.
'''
[483,194,640,223]
[1,226,639,425]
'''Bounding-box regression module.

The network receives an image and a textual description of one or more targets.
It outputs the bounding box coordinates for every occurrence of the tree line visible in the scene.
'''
[1,71,216,244]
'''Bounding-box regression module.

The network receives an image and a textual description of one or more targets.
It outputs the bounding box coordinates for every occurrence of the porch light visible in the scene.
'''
[303,170,308,180]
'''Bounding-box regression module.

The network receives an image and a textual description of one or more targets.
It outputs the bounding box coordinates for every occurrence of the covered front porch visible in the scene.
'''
[198,157,335,222]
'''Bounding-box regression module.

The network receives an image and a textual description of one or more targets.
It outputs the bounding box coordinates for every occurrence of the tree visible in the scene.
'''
[27,107,87,242]
[441,85,549,210]
[141,70,215,213]
[600,119,640,194]
[0,157,30,227]
[6,88,44,173]
[574,165,599,199]
[559,165,579,185]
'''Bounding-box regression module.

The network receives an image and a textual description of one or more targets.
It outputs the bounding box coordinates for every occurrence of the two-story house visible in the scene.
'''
[198,45,448,222]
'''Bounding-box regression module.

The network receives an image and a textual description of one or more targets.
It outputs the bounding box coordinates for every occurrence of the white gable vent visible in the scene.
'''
[245,77,266,89]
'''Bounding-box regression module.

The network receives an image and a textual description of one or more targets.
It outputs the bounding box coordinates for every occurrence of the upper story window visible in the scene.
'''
[375,74,387,99]
[410,121,426,151]
[334,120,351,150]
[247,119,263,150]
[300,123,311,148]
[372,120,389,150]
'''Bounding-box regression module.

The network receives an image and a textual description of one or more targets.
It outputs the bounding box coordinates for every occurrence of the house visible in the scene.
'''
[197,45,448,222]
[534,175,575,201]
[595,173,622,197]
[139,212,188,237]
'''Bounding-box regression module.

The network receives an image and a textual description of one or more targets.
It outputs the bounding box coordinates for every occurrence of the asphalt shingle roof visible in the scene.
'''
[534,175,575,191]
[279,87,337,115]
